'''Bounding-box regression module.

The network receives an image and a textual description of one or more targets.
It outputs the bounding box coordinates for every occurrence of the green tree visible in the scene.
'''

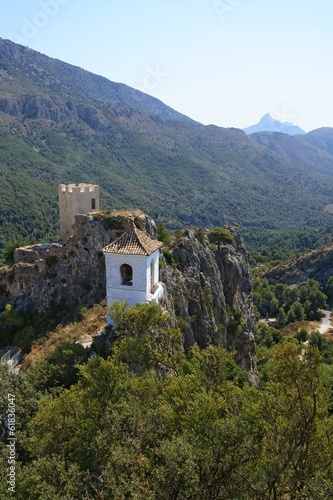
[287,300,305,323]
[325,276,333,306]
[207,227,234,245]
[243,343,333,499]
[291,300,306,322]
[2,304,25,328]
[308,289,327,319]
[0,365,40,498]
[309,331,324,351]
[28,341,90,390]
[7,300,333,499]
[298,280,327,320]
[156,222,171,245]
[287,307,296,324]
[256,324,283,349]
[110,301,183,376]
[277,307,287,327]
[295,328,309,343]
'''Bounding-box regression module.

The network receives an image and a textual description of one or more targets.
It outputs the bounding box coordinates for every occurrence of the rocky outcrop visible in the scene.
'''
[77,104,108,130]
[0,214,256,379]
[0,213,143,316]
[0,95,110,128]
[23,95,78,122]
[160,225,256,380]
[265,244,333,287]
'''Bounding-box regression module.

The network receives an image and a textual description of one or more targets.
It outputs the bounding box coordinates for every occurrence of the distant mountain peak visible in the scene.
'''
[243,113,305,136]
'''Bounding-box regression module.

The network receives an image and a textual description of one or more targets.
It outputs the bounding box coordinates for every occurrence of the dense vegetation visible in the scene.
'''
[253,278,328,324]
[246,226,333,267]
[1,301,333,499]
[0,301,96,353]
[1,37,333,495]
[2,39,333,264]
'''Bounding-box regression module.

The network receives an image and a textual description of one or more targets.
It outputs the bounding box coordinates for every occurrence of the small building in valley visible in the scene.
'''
[102,224,164,323]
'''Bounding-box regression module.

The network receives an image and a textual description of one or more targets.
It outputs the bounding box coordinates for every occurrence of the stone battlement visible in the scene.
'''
[59,183,99,194]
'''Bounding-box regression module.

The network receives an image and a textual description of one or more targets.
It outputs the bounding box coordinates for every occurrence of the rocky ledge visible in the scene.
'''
[265,243,333,287]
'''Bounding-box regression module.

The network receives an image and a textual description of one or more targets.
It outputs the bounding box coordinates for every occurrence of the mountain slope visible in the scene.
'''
[298,128,333,156]
[249,130,333,174]
[243,113,305,135]
[0,37,192,123]
[1,38,333,254]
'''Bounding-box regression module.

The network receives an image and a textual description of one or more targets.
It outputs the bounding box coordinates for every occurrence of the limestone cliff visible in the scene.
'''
[0,214,256,378]
[160,226,256,379]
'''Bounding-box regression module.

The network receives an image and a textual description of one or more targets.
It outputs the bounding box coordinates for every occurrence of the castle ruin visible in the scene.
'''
[59,183,99,240]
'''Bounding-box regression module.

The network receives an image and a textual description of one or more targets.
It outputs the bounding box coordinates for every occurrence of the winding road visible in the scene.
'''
[319,310,333,334]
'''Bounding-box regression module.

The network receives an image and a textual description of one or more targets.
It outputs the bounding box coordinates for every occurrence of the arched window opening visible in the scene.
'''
[150,260,155,293]
[91,198,96,210]
[120,264,133,286]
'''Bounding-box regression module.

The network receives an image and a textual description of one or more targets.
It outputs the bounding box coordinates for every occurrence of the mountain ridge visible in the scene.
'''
[0,37,193,123]
[1,38,333,258]
[243,113,305,136]
[249,130,333,173]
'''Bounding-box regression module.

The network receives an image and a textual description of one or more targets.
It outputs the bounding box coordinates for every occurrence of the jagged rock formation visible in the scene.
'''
[0,213,256,378]
[161,226,256,379]
[265,243,333,287]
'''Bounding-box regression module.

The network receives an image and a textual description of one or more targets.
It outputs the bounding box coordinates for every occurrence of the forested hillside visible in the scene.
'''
[1,301,333,499]
[2,38,333,260]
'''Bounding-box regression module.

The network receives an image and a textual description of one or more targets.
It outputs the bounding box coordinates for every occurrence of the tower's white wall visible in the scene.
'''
[104,249,161,324]
[145,249,160,295]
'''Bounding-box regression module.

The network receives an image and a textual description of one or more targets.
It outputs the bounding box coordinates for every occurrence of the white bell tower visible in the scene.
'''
[102,224,164,324]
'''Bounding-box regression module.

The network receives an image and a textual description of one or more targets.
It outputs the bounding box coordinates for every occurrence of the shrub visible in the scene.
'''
[156,223,171,245]
[134,216,144,230]
[163,248,174,265]
[295,328,309,343]
[207,228,234,245]
[94,212,125,230]
[4,240,25,263]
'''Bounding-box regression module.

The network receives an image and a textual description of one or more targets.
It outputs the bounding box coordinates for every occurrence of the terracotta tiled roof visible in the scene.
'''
[102,225,162,256]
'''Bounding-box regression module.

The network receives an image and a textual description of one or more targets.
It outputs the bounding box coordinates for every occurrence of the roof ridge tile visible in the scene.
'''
[102,225,162,256]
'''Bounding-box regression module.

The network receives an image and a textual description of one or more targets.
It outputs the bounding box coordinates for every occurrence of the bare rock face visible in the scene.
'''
[161,225,257,381]
[0,214,256,379]
[0,95,109,128]
[23,95,78,122]
[265,244,333,287]
[0,213,139,315]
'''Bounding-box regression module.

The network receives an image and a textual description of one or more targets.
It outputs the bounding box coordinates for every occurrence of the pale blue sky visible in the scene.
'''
[1,0,333,132]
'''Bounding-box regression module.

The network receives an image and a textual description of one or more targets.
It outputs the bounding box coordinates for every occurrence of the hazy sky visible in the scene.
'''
[1,0,332,132]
